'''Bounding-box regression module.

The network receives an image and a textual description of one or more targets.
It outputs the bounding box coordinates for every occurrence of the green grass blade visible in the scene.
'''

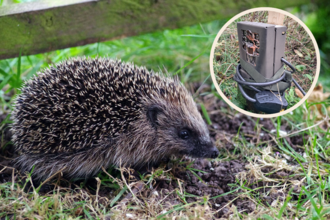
[302,186,322,218]
[157,202,197,219]
[180,34,215,38]
[0,75,12,90]
[277,116,281,138]
[277,187,293,218]
[187,168,208,174]
[83,208,94,220]
[321,207,330,216]
[200,103,212,125]
[174,50,205,76]
[211,185,242,200]
[189,170,204,183]
[0,68,8,77]
[110,185,127,207]
[261,214,275,220]
[16,48,22,88]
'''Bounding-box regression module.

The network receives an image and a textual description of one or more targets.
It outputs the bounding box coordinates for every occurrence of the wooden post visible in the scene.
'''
[0,0,309,59]
[268,11,285,25]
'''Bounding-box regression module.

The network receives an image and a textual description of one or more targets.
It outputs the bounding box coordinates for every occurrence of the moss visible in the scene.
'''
[0,0,310,59]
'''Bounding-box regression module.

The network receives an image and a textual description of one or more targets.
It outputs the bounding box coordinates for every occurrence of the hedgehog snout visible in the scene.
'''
[186,140,219,159]
[202,142,219,159]
[209,146,220,159]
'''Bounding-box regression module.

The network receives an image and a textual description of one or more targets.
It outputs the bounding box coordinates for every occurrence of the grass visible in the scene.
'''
[0,4,330,220]
[213,11,317,112]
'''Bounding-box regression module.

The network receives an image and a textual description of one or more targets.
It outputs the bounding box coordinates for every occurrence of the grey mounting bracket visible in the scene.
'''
[234,21,305,113]
[237,21,287,79]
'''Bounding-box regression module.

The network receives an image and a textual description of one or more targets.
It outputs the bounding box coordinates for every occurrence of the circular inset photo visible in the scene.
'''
[210,8,320,118]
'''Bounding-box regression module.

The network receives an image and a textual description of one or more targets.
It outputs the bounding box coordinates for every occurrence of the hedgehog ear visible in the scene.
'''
[147,105,163,128]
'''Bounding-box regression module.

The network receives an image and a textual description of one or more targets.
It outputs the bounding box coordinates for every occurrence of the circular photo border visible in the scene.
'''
[209,7,320,118]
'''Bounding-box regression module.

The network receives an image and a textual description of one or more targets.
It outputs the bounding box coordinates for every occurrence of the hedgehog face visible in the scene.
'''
[146,102,219,159]
[175,126,219,159]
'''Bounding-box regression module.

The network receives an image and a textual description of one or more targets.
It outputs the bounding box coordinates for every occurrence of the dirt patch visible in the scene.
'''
[164,159,251,218]
[107,156,296,218]
[196,90,307,154]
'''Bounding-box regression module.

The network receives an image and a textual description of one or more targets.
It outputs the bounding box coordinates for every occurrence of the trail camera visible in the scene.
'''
[238,22,287,78]
[234,21,305,114]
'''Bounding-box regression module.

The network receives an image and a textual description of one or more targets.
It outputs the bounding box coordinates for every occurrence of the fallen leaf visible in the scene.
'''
[75,207,83,216]
[294,49,303,57]
[216,40,225,48]
[295,88,304,99]
[300,84,330,129]
[295,65,306,71]
[308,84,330,103]
[304,74,313,82]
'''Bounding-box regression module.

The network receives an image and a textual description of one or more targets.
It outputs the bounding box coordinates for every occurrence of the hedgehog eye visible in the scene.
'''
[179,129,190,139]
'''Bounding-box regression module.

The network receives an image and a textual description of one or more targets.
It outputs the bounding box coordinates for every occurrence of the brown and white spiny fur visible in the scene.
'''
[11,57,219,180]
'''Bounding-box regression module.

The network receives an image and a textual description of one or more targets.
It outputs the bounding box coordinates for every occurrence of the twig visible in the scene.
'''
[37,167,66,190]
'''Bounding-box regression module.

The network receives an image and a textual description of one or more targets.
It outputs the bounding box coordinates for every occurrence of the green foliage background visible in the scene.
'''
[302,2,330,89]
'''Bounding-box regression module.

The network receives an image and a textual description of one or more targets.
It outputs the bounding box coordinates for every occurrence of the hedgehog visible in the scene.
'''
[11,57,219,181]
